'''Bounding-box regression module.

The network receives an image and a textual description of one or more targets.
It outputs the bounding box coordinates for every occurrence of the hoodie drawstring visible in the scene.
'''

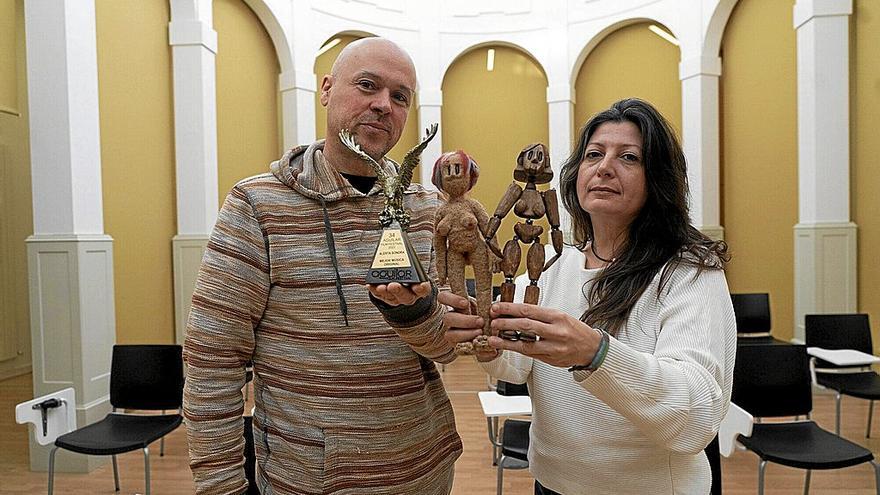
[319,198,350,326]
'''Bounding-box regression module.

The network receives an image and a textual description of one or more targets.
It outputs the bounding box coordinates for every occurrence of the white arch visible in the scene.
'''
[440,40,549,88]
[311,30,379,71]
[241,0,295,73]
[703,0,739,57]
[318,29,377,44]
[569,17,679,88]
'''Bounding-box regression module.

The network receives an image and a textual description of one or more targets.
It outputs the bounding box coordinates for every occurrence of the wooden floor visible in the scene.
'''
[2,358,879,494]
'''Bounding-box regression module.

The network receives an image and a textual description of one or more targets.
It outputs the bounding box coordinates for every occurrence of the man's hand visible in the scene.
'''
[440,291,499,361]
[368,282,432,306]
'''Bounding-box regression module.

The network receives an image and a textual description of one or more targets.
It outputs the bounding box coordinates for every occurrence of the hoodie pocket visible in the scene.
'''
[258,421,326,493]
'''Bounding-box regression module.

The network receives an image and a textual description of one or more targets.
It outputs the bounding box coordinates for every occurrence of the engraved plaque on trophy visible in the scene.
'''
[338,123,439,284]
[366,221,428,284]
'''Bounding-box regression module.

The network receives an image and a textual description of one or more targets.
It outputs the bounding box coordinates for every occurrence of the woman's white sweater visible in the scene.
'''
[482,246,737,494]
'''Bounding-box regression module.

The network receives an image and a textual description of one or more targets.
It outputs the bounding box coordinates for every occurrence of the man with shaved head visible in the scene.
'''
[184,37,461,494]
[322,38,416,171]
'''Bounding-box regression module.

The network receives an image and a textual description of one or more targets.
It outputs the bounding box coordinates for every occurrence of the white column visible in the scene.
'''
[413,4,442,190]
[679,56,723,240]
[24,0,114,472]
[418,87,443,189]
[169,0,218,344]
[280,69,316,150]
[792,0,855,342]
[547,84,574,241]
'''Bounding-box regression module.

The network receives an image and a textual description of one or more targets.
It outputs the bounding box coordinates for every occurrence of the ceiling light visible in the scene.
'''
[316,38,342,57]
[648,25,679,46]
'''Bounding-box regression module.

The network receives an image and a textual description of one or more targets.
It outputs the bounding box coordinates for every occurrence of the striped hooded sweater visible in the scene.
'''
[183,141,462,495]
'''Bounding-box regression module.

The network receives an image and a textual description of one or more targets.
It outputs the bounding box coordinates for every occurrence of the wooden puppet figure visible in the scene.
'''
[484,143,563,341]
[432,150,496,354]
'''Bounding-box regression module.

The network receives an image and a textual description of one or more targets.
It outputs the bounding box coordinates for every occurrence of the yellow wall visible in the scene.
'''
[96,0,176,344]
[0,0,17,111]
[215,0,280,201]
[853,0,880,346]
[0,0,33,377]
[720,0,798,341]
[313,34,419,171]
[574,22,682,137]
[442,46,549,280]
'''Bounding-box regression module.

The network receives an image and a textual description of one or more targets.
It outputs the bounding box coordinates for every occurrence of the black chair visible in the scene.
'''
[705,435,722,495]
[485,380,530,462]
[496,418,529,495]
[805,313,880,436]
[731,293,785,344]
[731,343,880,494]
[48,345,184,495]
[466,278,477,297]
[492,381,530,494]
[496,380,528,397]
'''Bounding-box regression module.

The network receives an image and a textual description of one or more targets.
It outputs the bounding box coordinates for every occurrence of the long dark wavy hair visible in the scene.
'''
[559,98,729,335]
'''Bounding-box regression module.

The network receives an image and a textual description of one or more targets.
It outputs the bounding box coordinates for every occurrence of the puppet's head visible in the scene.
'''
[432,150,480,199]
[514,143,553,184]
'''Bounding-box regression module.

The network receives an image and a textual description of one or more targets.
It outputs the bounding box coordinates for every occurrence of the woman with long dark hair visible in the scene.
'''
[444,98,737,494]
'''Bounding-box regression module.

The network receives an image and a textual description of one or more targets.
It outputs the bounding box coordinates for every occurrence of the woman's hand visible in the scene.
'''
[368,282,432,306]
[489,302,602,368]
[439,291,499,361]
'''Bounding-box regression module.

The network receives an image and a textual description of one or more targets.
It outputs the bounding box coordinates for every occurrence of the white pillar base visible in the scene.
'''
[173,234,209,345]
[793,222,857,341]
[26,234,116,472]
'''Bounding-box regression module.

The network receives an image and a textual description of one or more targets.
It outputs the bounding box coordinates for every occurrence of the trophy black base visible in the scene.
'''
[366,225,428,284]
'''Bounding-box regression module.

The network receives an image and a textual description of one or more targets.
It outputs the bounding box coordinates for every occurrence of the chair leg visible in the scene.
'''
[112,454,120,491]
[758,460,767,495]
[868,400,874,438]
[486,417,500,465]
[48,446,59,495]
[871,460,880,495]
[804,469,811,494]
[160,410,166,456]
[835,392,842,435]
[143,446,151,495]
[496,457,505,495]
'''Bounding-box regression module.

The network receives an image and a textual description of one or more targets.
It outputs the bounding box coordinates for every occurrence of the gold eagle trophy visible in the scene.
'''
[339,123,439,284]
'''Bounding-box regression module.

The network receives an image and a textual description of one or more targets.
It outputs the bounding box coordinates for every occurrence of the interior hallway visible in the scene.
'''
[2,357,879,494]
